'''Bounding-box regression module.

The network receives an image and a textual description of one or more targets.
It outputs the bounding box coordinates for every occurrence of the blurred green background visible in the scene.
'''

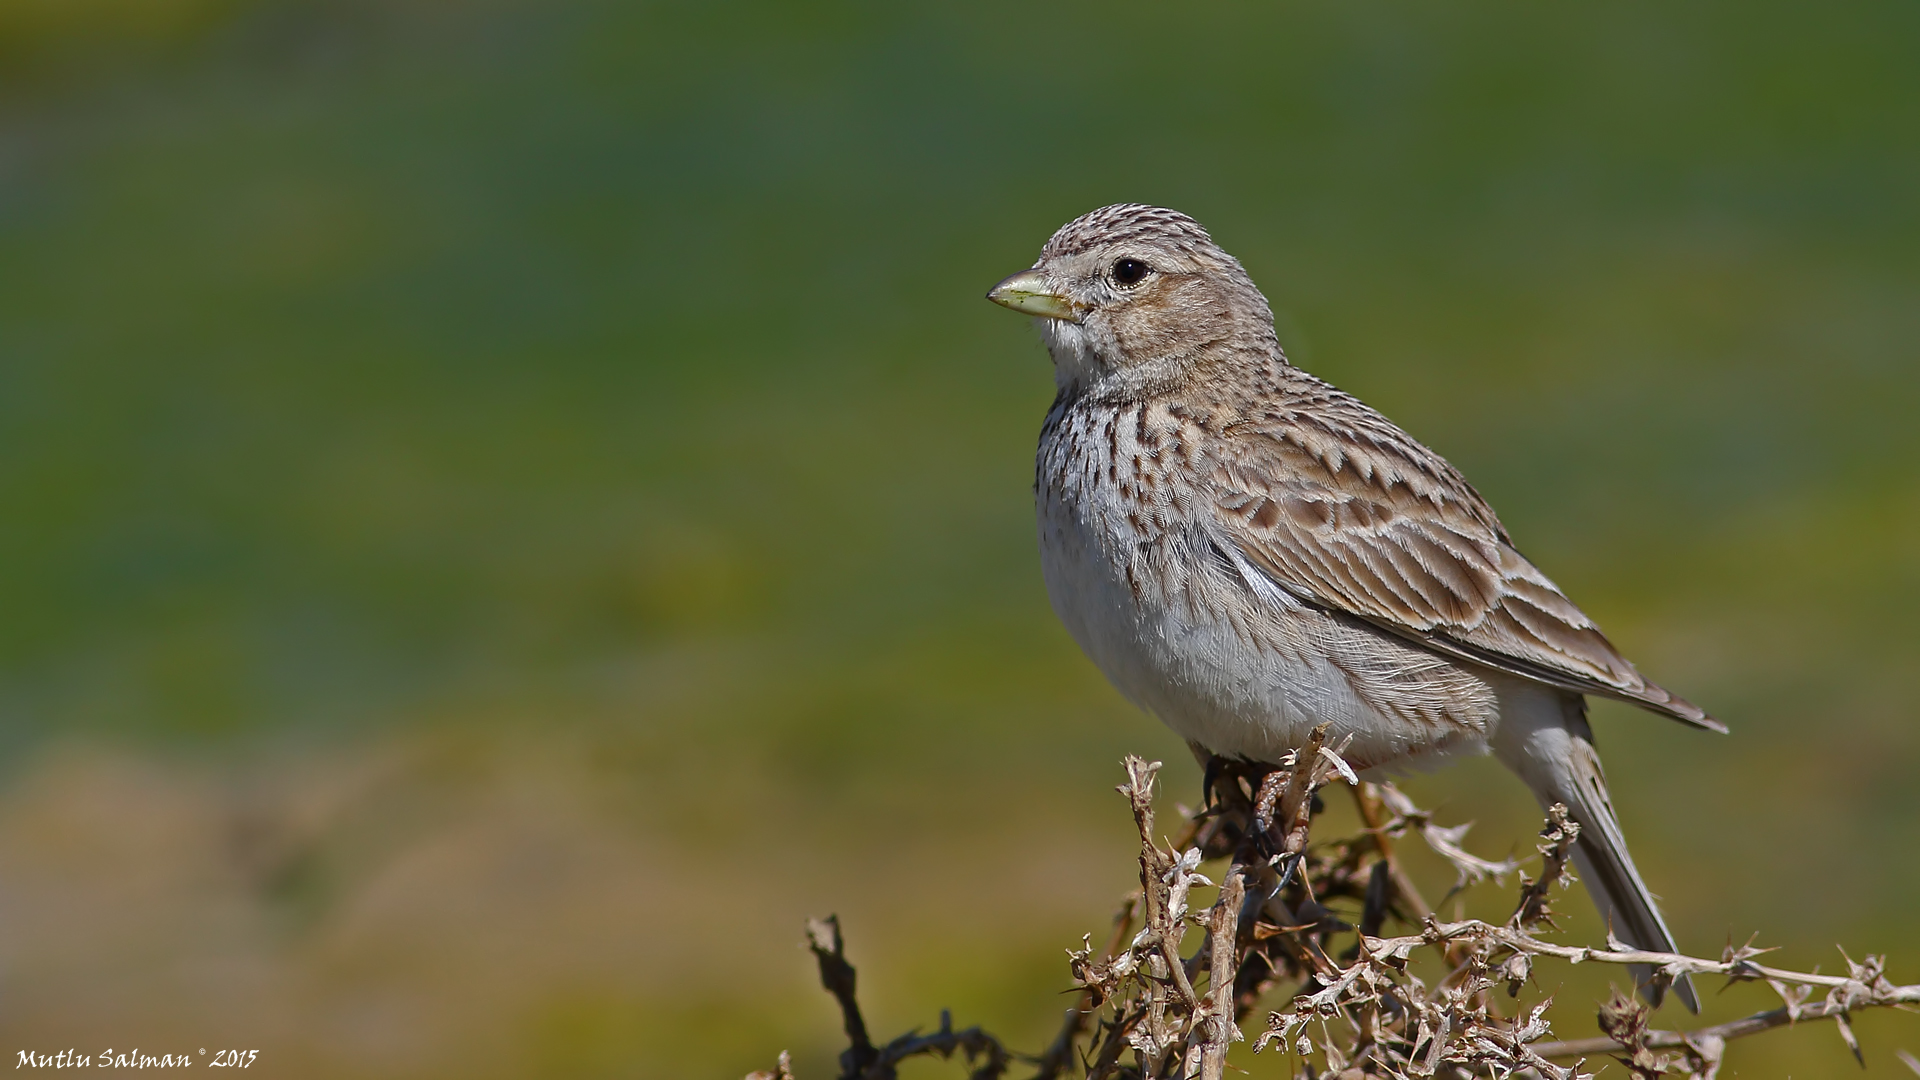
[2,0,1917,1075]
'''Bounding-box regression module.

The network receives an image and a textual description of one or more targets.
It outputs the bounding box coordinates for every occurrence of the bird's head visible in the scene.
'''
[987,204,1278,396]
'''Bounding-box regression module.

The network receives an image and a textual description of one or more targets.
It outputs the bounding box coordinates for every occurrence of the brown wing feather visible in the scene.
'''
[1210,378,1723,733]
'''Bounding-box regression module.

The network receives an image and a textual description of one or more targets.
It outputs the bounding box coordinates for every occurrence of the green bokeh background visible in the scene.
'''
[2,1,1917,1076]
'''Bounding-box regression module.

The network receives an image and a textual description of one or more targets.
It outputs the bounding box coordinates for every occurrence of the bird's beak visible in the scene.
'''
[987,269,1079,322]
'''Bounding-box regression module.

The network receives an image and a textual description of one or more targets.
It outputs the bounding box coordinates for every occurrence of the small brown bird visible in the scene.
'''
[987,204,1721,1010]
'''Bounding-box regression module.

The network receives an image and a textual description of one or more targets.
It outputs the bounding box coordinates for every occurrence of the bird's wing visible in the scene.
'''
[1208,384,1723,732]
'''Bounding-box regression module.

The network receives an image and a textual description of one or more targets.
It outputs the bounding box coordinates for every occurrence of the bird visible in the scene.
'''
[985,203,1720,1011]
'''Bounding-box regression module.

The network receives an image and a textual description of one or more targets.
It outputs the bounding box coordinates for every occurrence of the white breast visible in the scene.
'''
[1036,408,1499,772]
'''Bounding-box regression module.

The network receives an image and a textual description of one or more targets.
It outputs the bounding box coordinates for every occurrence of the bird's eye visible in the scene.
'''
[1111,258,1150,287]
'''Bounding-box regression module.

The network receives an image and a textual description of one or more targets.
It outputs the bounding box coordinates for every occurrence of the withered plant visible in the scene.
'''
[750,725,1919,1079]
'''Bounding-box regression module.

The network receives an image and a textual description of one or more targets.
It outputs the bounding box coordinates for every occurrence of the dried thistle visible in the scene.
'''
[772,752,1919,1080]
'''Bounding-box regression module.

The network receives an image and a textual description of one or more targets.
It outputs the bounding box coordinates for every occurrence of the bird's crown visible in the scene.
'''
[1041,204,1221,261]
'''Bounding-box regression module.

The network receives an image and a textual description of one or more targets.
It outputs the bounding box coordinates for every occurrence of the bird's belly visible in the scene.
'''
[1038,494,1497,771]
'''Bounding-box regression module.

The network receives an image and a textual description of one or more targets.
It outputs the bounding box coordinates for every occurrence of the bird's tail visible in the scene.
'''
[1493,691,1700,1013]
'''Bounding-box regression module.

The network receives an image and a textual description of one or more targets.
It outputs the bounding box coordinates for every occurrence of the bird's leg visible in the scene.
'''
[1192,742,1225,811]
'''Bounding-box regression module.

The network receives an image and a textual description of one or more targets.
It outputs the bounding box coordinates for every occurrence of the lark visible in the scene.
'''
[988,204,1721,1010]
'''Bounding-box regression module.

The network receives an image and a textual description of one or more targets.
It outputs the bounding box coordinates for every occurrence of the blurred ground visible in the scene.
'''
[1,1,1918,1076]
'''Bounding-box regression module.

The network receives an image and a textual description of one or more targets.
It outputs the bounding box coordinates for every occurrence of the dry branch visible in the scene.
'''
[802,915,1013,1080]
[753,744,1918,1080]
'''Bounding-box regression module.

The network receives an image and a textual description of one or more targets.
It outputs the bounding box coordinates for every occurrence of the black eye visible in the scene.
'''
[1111,258,1150,287]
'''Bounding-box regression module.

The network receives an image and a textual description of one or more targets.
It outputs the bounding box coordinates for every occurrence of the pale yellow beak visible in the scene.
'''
[987,269,1079,321]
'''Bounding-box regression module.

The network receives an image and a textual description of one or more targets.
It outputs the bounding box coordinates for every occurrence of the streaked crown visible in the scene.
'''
[1041,204,1221,261]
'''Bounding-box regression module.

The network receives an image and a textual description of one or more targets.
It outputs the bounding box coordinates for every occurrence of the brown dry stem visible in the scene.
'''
[753,746,1917,1080]
[803,915,1012,1080]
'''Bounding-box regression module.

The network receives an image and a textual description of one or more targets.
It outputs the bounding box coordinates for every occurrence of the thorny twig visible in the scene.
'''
[1032,893,1141,1080]
[1351,782,1434,919]
[744,1050,796,1080]
[1374,781,1521,897]
[803,915,1012,1080]
[806,916,876,1077]
[755,746,1919,1080]
[1069,724,1365,1078]
[1511,803,1579,931]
